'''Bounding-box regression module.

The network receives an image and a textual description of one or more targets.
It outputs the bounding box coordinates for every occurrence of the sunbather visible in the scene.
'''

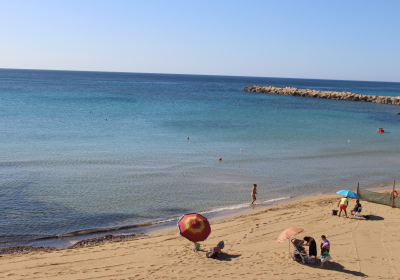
[206,241,224,258]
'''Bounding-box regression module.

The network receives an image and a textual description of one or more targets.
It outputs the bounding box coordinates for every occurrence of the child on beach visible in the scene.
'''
[251,184,257,204]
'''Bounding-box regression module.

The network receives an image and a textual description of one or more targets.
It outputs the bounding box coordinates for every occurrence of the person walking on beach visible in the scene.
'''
[251,184,257,204]
[337,196,348,217]
[320,235,332,268]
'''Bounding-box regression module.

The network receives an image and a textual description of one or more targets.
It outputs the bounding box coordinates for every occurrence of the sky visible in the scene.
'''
[0,0,399,82]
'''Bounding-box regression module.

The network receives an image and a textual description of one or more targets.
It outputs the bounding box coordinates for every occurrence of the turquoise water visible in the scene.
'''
[1,69,400,245]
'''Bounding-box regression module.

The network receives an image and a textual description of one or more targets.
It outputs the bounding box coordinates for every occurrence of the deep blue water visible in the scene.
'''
[1,69,400,246]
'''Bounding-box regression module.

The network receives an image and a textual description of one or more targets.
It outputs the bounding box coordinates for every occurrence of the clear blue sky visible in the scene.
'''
[1,0,399,82]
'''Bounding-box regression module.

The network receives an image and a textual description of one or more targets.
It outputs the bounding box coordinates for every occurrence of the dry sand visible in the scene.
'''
[1,191,399,280]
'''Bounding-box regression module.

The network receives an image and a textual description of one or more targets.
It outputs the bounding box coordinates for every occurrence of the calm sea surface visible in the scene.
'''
[1,69,400,246]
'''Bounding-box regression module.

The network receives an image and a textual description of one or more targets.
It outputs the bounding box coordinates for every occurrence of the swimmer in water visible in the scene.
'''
[251,184,257,204]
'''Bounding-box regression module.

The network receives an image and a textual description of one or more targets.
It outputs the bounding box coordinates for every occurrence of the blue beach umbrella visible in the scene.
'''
[336,190,359,199]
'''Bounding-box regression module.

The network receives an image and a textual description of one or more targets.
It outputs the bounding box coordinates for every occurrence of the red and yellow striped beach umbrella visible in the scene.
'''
[177,213,211,242]
[276,227,304,243]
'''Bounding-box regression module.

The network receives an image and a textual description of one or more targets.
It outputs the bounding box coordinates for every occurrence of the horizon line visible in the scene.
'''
[1,67,399,84]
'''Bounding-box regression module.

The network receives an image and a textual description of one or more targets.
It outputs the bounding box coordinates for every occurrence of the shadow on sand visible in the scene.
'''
[293,259,367,277]
[363,214,384,221]
[319,262,367,277]
[349,214,384,221]
[198,248,241,261]
[212,253,241,261]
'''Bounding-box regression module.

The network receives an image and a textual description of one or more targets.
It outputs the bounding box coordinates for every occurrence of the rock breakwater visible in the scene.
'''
[243,86,400,105]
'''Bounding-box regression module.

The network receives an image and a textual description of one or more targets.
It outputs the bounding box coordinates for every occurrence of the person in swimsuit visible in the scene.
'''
[251,184,257,204]
[337,196,348,217]
[320,235,332,268]
[303,236,317,259]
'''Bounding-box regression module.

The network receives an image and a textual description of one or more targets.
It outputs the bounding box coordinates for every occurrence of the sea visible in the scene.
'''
[1,69,400,248]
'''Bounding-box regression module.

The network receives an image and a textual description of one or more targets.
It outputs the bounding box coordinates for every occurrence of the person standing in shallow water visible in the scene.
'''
[251,184,257,204]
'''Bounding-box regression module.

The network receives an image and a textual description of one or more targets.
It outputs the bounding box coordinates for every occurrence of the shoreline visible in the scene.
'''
[243,85,400,105]
[0,181,396,256]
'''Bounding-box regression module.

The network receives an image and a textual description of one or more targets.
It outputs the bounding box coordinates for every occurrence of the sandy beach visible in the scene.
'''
[1,190,399,280]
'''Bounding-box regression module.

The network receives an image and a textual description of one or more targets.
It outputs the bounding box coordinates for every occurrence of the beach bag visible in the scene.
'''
[306,257,315,264]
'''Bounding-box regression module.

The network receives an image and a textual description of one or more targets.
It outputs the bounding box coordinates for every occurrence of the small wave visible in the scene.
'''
[262,196,291,203]
[152,217,182,225]
[1,197,292,247]
[55,222,153,238]
[151,197,291,226]
[199,196,291,215]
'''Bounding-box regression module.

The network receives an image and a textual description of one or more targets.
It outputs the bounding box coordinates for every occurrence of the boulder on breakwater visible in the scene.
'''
[242,86,400,106]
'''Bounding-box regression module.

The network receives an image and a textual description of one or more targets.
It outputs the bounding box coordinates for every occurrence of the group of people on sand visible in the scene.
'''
[251,184,334,267]
[301,235,332,268]
[337,196,362,218]
[299,197,361,268]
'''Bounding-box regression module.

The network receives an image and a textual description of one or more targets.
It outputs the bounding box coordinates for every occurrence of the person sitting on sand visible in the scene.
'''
[320,235,332,268]
[303,236,317,259]
[337,196,348,217]
[206,241,224,258]
[251,184,257,204]
[351,199,362,215]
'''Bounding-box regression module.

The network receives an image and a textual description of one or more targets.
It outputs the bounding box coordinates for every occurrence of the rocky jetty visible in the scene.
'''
[243,86,400,105]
